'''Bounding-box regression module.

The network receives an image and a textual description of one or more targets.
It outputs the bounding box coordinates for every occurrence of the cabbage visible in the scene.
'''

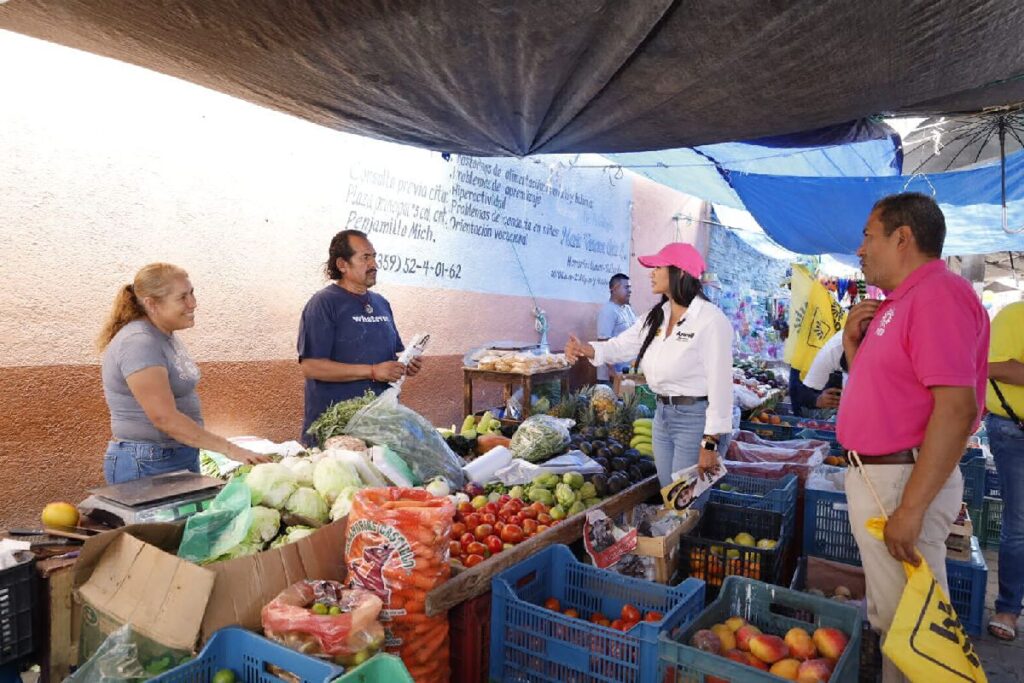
[285,487,329,525]
[280,457,315,487]
[246,463,298,509]
[270,525,316,549]
[313,458,361,504]
[329,486,360,521]
[245,506,281,544]
[205,540,265,564]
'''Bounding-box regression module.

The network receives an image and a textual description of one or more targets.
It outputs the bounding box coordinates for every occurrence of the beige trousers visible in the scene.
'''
[846,463,964,683]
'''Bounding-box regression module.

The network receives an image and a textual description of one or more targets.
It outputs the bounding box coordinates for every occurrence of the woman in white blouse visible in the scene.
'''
[565,243,734,486]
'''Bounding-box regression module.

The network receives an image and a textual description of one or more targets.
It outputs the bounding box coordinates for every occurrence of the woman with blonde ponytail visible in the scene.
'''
[99,263,269,483]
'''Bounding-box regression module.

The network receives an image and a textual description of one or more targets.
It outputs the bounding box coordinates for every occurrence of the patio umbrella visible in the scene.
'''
[901,105,1024,234]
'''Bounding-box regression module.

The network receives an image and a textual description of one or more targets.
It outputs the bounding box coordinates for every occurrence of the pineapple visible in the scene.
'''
[549,392,579,420]
[590,384,617,424]
[608,391,639,445]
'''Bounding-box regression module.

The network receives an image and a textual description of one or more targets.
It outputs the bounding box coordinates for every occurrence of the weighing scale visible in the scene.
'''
[79,470,224,527]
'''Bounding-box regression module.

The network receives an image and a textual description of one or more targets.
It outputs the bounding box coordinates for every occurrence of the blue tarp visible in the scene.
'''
[606,120,901,208]
[730,151,1024,256]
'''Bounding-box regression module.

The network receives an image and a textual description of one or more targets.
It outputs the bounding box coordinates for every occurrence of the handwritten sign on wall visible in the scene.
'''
[340,149,633,303]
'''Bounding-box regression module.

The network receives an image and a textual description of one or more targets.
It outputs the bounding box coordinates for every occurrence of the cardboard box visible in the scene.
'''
[631,508,699,584]
[946,503,974,561]
[73,517,347,661]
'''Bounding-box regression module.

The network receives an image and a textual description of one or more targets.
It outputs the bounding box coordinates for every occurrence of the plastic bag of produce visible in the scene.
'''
[177,478,254,563]
[343,387,465,487]
[724,430,828,485]
[66,623,192,681]
[508,414,572,462]
[346,488,454,683]
[261,579,385,665]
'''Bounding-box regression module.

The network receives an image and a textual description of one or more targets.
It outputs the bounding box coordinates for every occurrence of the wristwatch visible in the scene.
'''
[701,435,719,452]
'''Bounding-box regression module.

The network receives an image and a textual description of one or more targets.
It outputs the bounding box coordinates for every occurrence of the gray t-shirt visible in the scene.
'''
[595,301,637,380]
[101,319,203,445]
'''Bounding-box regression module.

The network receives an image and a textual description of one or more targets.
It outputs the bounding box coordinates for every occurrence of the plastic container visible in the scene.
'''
[490,544,704,683]
[680,502,789,599]
[803,487,861,566]
[150,627,344,683]
[695,472,798,517]
[946,536,987,637]
[981,497,1003,549]
[0,552,35,666]
[659,576,863,683]
[449,591,490,683]
[333,654,412,682]
[960,449,986,510]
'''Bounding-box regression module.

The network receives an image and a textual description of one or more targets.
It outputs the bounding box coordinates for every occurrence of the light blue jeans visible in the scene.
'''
[651,400,732,487]
[104,440,200,484]
[986,413,1024,617]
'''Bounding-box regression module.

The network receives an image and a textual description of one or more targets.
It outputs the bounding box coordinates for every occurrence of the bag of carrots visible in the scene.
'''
[346,488,454,682]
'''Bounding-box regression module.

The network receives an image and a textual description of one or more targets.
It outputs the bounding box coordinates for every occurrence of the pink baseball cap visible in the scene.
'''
[637,243,706,278]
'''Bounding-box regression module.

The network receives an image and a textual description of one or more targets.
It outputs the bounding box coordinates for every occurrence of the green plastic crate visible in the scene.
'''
[982,497,1003,549]
[333,654,412,682]
[659,576,863,683]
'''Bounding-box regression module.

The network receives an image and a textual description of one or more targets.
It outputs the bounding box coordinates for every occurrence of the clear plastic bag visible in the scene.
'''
[343,388,465,487]
[177,478,253,563]
[508,414,572,462]
[261,580,385,665]
[64,624,191,682]
[725,431,828,485]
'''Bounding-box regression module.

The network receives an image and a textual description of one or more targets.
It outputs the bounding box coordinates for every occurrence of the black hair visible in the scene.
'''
[325,229,368,280]
[871,192,946,258]
[633,266,707,370]
[609,273,629,289]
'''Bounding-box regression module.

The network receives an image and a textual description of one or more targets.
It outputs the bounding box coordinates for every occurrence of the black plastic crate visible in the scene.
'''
[680,502,787,601]
[0,552,36,665]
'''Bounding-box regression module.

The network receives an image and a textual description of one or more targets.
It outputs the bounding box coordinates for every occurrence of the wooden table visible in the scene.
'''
[462,367,571,419]
[425,475,660,616]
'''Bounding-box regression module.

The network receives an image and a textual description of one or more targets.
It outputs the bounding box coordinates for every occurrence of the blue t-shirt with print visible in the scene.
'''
[297,284,404,444]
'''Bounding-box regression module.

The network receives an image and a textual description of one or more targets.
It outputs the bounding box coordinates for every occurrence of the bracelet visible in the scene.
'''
[369,364,377,381]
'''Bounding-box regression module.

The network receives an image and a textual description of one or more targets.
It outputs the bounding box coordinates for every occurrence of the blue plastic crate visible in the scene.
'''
[489,544,705,683]
[659,576,863,683]
[150,627,344,683]
[985,467,1001,499]
[803,487,862,566]
[960,449,986,510]
[981,497,1003,549]
[739,420,796,441]
[946,536,987,637]
[695,472,798,518]
[0,553,35,666]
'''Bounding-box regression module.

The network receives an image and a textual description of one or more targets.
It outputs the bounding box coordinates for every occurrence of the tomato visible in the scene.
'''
[507,514,523,526]
[529,502,547,515]
[563,608,579,618]
[499,494,511,505]
[451,522,466,538]
[465,541,488,556]
[644,611,663,622]
[457,502,475,515]
[463,553,485,568]
[519,507,539,520]
[485,535,504,555]
[460,532,476,548]
[543,597,561,611]
[464,513,482,529]
[621,604,641,623]
[536,524,550,534]
[596,617,611,627]
[500,524,524,544]
[484,502,500,515]
[493,521,506,534]
[521,519,539,535]
[499,504,518,520]
[589,612,607,624]
[610,619,626,631]
[481,512,497,526]
[508,498,525,512]
[474,524,494,540]
[537,512,552,525]
[449,541,463,557]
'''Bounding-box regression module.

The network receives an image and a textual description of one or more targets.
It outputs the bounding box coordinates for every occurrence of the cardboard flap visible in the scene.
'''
[77,533,214,651]
[74,522,185,590]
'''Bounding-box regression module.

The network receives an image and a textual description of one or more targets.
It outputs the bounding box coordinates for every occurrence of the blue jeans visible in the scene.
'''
[651,401,732,487]
[986,413,1024,617]
[104,440,200,484]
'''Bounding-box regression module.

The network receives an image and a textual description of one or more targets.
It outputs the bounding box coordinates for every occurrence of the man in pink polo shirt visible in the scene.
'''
[838,192,989,682]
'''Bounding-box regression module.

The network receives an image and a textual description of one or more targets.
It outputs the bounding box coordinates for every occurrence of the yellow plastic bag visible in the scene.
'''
[866,517,987,683]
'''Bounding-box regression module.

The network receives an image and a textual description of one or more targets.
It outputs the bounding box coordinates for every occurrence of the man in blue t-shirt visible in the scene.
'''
[297,229,421,444]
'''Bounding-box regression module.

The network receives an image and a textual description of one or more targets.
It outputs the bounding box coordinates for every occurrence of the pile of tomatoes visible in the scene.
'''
[543,597,663,631]
[449,495,559,568]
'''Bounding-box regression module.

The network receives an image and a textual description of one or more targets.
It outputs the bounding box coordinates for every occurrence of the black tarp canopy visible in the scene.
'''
[3,1,1024,156]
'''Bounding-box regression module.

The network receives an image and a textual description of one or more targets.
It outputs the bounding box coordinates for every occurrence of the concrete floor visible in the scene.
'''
[975,547,1024,683]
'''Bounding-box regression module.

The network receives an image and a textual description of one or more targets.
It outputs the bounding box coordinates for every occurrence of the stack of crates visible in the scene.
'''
[946,537,989,637]
[981,460,1002,549]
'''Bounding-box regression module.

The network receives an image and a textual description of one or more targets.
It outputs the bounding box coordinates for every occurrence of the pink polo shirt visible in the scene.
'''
[837,260,989,455]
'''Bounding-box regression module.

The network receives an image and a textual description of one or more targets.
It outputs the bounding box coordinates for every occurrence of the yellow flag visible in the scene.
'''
[784,264,845,380]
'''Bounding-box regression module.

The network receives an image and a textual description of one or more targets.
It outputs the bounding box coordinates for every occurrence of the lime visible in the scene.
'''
[311,602,329,615]
[212,669,236,683]
[329,605,342,615]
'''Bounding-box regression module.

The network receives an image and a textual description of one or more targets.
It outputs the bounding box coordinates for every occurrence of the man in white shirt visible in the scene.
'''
[802,332,847,412]
[595,273,637,385]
